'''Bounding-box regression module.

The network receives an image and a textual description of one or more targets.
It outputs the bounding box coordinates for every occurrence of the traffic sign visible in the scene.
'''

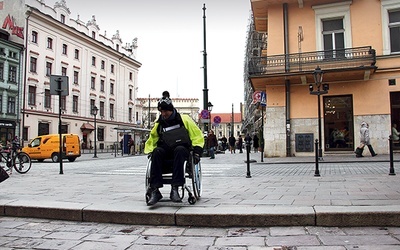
[213,115,221,124]
[200,109,209,119]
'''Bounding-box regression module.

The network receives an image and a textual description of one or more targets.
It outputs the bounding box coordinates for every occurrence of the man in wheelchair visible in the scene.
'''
[144,91,204,206]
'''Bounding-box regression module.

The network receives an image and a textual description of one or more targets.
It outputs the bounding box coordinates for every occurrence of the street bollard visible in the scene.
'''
[245,135,252,178]
[314,139,320,177]
[389,136,396,175]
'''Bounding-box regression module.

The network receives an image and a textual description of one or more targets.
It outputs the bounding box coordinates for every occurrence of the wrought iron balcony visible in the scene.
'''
[248,46,376,76]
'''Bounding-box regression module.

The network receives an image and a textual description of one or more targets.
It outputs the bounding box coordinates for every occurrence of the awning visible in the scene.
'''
[80,123,95,131]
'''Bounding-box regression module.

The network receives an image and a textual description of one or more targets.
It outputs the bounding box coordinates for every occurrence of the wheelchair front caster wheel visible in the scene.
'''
[188,196,196,205]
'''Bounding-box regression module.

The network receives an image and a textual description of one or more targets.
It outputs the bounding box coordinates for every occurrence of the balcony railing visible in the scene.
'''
[248,46,376,76]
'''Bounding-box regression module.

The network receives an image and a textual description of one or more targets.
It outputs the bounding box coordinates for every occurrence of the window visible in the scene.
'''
[60,14,65,23]
[313,2,352,51]
[74,71,79,84]
[98,128,104,141]
[382,1,400,54]
[92,56,96,66]
[73,95,78,112]
[47,37,53,49]
[92,31,96,39]
[7,97,15,114]
[101,60,105,70]
[90,99,95,115]
[129,89,132,100]
[322,18,345,58]
[31,31,38,43]
[110,82,114,95]
[100,101,104,116]
[61,67,67,76]
[74,49,79,60]
[129,72,133,81]
[91,76,96,89]
[44,89,51,108]
[111,64,114,73]
[46,62,52,76]
[28,86,36,105]
[62,44,67,55]
[8,66,17,82]
[8,51,17,59]
[110,103,114,119]
[129,107,132,122]
[100,79,105,91]
[116,44,119,51]
[23,127,28,141]
[0,63,3,80]
[389,10,400,53]
[30,57,37,73]
[61,96,66,110]
[0,95,2,113]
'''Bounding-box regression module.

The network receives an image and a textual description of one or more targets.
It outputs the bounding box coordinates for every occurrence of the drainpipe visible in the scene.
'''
[21,9,32,146]
[283,3,291,157]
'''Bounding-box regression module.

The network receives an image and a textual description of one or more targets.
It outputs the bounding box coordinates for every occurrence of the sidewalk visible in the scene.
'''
[1,151,400,228]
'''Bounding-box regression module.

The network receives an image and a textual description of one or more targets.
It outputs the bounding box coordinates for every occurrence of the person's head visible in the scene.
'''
[209,130,214,135]
[394,123,397,128]
[157,91,174,119]
[361,121,368,128]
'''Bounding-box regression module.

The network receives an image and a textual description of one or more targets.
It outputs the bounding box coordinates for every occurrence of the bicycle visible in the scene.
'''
[0,139,32,174]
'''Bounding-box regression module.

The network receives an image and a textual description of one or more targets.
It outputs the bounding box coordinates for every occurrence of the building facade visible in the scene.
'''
[20,0,142,151]
[246,0,400,157]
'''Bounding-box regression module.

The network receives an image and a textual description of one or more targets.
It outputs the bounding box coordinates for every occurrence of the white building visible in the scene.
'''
[22,0,143,152]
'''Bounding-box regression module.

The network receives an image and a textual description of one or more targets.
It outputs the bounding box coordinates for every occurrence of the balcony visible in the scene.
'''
[249,46,377,90]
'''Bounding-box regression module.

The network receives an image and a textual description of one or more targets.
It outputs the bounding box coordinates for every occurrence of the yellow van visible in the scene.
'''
[22,134,81,162]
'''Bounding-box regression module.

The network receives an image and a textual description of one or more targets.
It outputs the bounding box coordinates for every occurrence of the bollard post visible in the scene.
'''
[245,135,252,178]
[389,136,396,175]
[314,139,320,177]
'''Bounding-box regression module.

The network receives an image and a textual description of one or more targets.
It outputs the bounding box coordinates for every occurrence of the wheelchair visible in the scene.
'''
[145,151,202,205]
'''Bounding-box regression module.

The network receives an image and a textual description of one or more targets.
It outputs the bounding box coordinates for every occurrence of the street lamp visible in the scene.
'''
[309,66,329,160]
[207,101,213,131]
[92,105,99,158]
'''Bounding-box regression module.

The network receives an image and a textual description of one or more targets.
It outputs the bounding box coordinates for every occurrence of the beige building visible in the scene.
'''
[138,97,200,130]
[247,0,400,157]
[21,0,143,152]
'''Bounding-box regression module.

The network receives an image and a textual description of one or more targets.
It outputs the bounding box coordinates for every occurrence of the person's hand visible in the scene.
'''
[193,153,201,165]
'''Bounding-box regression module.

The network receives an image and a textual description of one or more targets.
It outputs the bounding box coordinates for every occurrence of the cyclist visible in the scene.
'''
[144,91,204,206]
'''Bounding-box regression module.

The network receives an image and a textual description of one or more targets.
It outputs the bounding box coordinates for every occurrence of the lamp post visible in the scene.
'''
[92,105,99,158]
[309,66,329,160]
[207,101,213,131]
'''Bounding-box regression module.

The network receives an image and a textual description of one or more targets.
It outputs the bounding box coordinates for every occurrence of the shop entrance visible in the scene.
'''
[324,95,354,151]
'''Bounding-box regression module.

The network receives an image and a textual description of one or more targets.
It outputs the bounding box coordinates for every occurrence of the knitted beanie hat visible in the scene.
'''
[157,91,174,111]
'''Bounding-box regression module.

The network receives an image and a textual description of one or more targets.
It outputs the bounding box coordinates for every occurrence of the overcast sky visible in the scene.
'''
[62,0,251,113]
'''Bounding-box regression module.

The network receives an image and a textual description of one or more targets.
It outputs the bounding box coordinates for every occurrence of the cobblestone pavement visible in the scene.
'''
[1,216,400,249]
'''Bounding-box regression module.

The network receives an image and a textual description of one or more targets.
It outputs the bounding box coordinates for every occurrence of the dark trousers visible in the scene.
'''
[150,145,189,188]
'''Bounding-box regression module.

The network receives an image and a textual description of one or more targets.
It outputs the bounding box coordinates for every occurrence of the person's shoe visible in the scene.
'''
[170,186,182,202]
[210,157,215,159]
[147,188,163,206]
[372,153,377,157]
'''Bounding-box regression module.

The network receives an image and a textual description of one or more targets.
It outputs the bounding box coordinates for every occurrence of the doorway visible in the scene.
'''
[390,92,400,149]
[324,95,354,151]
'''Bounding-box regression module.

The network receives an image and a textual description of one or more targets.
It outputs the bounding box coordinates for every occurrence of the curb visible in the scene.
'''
[3,202,400,227]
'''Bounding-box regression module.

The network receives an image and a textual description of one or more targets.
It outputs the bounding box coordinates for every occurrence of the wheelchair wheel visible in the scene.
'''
[191,160,202,200]
[145,158,152,203]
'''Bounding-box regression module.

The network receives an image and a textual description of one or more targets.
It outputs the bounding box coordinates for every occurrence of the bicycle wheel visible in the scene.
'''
[13,152,32,174]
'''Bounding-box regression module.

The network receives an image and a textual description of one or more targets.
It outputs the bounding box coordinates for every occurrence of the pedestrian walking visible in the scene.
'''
[228,134,236,154]
[253,133,259,153]
[237,135,243,153]
[207,130,218,159]
[355,121,377,157]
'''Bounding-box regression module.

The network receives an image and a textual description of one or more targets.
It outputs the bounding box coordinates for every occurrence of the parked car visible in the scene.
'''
[22,134,81,162]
